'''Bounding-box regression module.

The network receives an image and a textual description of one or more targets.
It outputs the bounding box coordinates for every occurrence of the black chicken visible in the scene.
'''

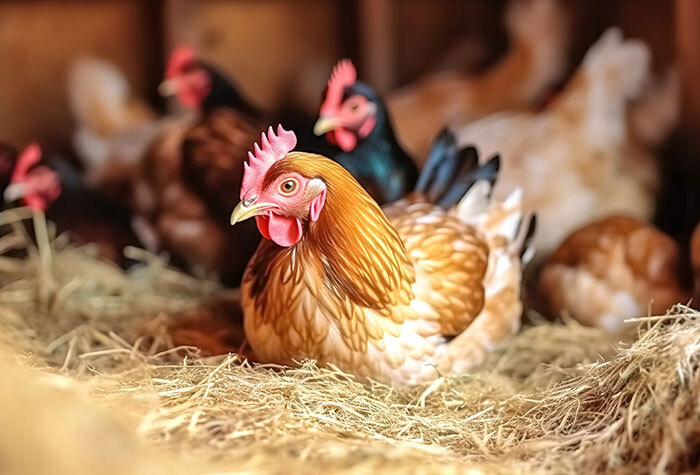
[312,59,420,205]
[0,143,141,266]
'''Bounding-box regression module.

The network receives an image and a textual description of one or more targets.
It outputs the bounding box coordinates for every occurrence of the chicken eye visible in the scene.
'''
[279,178,298,195]
[350,103,360,112]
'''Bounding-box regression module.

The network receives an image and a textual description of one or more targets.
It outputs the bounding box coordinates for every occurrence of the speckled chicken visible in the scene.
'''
[230,125,535,385]
[388,0,569,161]
[539,216,691,331]
[453,28,658,261]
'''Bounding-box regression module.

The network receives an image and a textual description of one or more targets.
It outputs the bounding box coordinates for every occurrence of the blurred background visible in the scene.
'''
[0,0,687,152]
[1,0,699,288]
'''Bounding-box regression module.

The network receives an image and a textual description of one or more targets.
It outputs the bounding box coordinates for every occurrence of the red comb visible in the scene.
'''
[320,59,357,117]
[11,143,42,185]
[165,46,195,79]
[241,125,297,199]
[9,143,61,212]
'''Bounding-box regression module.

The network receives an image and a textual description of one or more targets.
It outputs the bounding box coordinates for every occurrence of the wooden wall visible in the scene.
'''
[195,0,343,112]
[0,0,684,156]
[0,1,160,154]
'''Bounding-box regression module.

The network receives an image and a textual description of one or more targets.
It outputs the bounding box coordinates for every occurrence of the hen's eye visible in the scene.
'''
[280,178,298,195]
[350,103,360,111]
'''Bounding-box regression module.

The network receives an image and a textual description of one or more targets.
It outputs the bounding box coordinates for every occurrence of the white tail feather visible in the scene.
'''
[457,184,525,245]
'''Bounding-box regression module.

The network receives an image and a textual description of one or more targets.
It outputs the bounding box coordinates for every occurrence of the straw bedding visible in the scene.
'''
[0,210,699,475]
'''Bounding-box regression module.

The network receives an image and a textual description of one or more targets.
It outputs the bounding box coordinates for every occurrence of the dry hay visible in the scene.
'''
[0,210,699,475]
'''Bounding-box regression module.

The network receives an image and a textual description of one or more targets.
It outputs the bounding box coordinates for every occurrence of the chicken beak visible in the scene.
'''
[313,117,341,136]
[3,183,25,202]
[158,78,179,97]
[230,201,275,225]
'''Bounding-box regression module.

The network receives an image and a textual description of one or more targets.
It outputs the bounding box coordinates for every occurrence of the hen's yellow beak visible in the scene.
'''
[158,79,179,97]
[3,183,25,202]
[313,117,340,136]
[230,201,275,225]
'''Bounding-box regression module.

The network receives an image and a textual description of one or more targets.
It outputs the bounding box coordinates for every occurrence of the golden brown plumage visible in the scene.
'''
[539,216,690,331]
[237,141,533,385]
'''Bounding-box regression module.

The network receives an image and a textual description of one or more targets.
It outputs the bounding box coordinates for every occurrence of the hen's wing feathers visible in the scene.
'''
[386,202,489,335]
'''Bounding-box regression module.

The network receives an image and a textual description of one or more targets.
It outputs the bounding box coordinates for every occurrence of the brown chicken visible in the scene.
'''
[230,125,535,386]
[131,109,259,285]
[388,0,569,161]
[539,216,690,331]
[129,48,262,285]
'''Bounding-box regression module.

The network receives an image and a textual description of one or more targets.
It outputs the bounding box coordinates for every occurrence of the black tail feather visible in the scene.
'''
[436,154,500,209]
[414,128,461,201]
[414,128,502,209]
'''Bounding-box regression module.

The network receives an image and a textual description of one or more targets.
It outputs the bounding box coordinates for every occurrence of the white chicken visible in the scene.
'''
[453,28,663,261]
[67,57,192,194]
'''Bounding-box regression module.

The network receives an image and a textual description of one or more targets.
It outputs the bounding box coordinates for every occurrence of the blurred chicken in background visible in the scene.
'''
[388,0,570,162]
[313,59,419,204]
[452,28,676,262]
[1,144,141,266]
[126,47,265,285]
[68,57,190,201]
[68,47,328,285]
[538,216,690,331]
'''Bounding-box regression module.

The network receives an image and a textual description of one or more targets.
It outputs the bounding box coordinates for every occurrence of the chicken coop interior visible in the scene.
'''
[2,1,700,474]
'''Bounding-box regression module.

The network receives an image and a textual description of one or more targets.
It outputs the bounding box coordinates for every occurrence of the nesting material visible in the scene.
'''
[1,212,699,475]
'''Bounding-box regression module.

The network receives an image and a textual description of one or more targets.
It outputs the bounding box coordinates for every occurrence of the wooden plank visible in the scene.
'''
[162,0,199,54]
[676,0,700,136]
[197,0,342,113]
[0,1,157,154]
[358,0,395,94]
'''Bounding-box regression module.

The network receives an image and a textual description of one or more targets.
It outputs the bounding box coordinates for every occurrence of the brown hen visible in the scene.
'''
[539,216,690,331]
[132,109,260,285]
[231,126,535,386]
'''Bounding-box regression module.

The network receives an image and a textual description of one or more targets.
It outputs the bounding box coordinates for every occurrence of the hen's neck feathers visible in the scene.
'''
[250,153,415,310]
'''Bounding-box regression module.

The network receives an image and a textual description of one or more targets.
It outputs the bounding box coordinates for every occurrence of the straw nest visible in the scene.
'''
[1,209,699,475]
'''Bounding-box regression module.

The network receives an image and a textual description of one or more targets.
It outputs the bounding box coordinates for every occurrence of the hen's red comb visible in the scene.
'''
[165,46,195,79]
[320,59,357,116]
[241,125,297,198]
[11,143,42,184]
